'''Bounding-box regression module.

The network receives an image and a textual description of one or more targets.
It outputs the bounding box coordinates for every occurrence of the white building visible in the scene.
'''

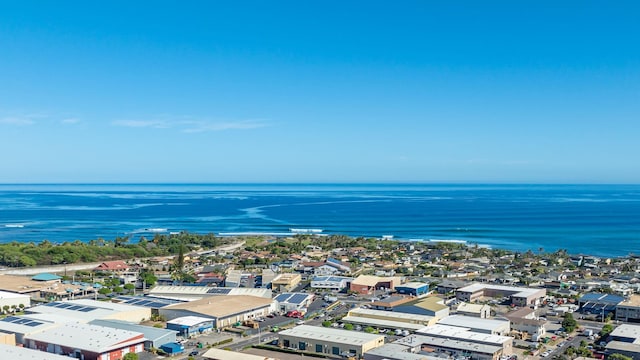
[0,291,31,311]
[437,315,511,336]
[310,276,353,291]
[278,325,385,358]
[0,344,72,360]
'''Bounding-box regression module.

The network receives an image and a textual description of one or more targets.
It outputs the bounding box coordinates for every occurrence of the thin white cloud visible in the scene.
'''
[0,116,36,126]
[182,120,267,133]
[61,118,81,125]
[111,120,170,128]
[112,117,268,133]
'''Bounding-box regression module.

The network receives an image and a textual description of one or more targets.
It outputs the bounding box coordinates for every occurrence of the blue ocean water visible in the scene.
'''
[0,184,638,257]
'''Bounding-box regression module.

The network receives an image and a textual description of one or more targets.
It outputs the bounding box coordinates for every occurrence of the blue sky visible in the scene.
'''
[1,1,638,183]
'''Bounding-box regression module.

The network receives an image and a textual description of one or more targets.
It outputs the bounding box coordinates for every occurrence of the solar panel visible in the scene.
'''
[77,307,97,312]
[24,321,42,327]
[206,288,232,294]
[57,303,72,309]
[289,294,308,304]
[68,305,83,311]
[275,293,291,302]
[1,316,19,323]
[43,302,56,307]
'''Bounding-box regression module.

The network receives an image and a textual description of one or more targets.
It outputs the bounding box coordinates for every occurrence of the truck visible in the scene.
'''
[584,329,594,337]
[324,295,338,303]
[286,310,305,319]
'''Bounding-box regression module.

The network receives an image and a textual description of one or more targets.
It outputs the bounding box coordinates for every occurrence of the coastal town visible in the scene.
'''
[0,234,640,360]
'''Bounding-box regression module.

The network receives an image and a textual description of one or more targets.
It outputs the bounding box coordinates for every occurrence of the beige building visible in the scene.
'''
[457,302,491,318]
[203,348,279,360]
[417,324,513,355]
[0,331,16,346]
[505,307,546,340]
[343,308,437,332]
[278,325,385,358]
[271,273,302,292]
[393,297,450,320]
[456,283,546,307]
[160,295,276,329]
[350,275,402,295]
[616,295,640,322]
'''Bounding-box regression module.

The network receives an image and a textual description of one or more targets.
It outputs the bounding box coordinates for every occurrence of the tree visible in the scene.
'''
[322,321,332,327]
[124,283,135,292]
[343,323,354,330]
[123,353,139,360]
[562,312,577,333]
[601,323,614,337]
[2,305,9,314]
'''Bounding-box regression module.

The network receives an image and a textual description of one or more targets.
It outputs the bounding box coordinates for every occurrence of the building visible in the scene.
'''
[364,342,443,360]
[370,295,416,311]
[395,282,430,297]
[25,322,145,360]
[456,283,546,307]
[148,286,272,301]
[271,273,302,292]
[274,293,315,312]
[417,324,513,355]
[343,308,437,332]
[605,324,640,360]
[26,299,151,323]
[0,344,73,360]
[160,295,276,329]
[0,331,15,346]
[578,293,624,318]
[350,275,401,295]
[277,325,385,358]
[0,315,59,345]
[436,280,469,295]
[203,348,279,360]
[89,319,178,350]
[366,332,507,360]
[394,297,450,320]
[310,276,353,291]
[0,274,59,299]
[0,290,31,311]
[437,315,511,336]
[616,295,640,323]
[94,260,129,273]
[505,307,546,340]
[166,316,215,337]
[456,302,491,318]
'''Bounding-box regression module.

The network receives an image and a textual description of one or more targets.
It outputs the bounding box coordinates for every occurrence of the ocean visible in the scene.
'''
[0,183,638,257]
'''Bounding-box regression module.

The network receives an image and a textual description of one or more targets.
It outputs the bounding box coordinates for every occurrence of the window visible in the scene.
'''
[316,344,323,353]
[299,342,306,350]
[332,346,340,355]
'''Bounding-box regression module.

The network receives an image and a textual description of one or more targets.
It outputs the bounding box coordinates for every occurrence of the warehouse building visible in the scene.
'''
[278,325,385,358]
[456,283,546,307]
[25,322,145,360]
[160,295,276,329]
[26,299,151,323]
[0,315,60,345]
[0,343,72,360]
[89,319,178,350]
[148,286,272,301]
[615,295,640,323]
[0,290,31,310]
[395,282,430,297]
[203,348,280,360]
[0,331,15,346]
[437,315,511,336]
[271,273,302,292]
[343,308,437,332]
[275,292,315,312]
[456,302,491,318]
[166,316,215,337]
[350,275,402,295]
[578,293,624,318]
[605,324,640,360]
[394,297,450,320]
[365,333,507,360]
[310,276,353,291]
[417,324,513,354]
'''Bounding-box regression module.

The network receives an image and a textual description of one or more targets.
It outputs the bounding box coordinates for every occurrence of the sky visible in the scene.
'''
[0,1,638,184]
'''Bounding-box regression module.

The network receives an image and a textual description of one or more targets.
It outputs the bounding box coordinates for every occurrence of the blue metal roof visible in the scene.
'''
[579,293,624,305]
[31,273,62,281]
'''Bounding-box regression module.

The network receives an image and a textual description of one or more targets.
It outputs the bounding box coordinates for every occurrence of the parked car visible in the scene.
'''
[189,350,199,356]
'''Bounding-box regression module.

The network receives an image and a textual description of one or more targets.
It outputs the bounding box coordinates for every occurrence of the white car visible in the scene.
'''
[541,351,551,357]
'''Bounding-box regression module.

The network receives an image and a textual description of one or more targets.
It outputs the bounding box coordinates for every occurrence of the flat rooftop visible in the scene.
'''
[364,343,441,360]
[203,348,279,360]
[438,315,510,331]
[396,334,502,355]
[610,324,640,342]
[397,282,429,289]
[417,324,512,345]
[25,323,144,353]
[350,308,435,324]
[619,295,640,307]
[341,316,426,331]
[0,290,31,300]
[167,316,214,327]
[279,325,384,345]
[457,283,543,298]
[163,295,273,318]
[0,344,72,360]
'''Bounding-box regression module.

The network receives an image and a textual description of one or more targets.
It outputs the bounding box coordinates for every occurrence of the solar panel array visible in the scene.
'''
[274,293,309,304]
[1,316,43,327]
[114,295,183,308]
[206,287,233,295]
[42,302,97,312]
